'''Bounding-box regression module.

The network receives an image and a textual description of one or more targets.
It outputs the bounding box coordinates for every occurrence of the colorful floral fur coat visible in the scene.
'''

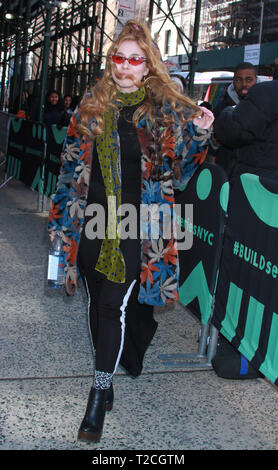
[48,105,210,305]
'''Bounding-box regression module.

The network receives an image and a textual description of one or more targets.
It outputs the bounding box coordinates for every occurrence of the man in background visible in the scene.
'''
[213,62,258,176]
[213,62,257,118]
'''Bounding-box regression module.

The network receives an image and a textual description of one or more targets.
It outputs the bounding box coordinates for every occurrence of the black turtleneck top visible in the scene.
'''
[79,103,142,277]
[87,102,142,209]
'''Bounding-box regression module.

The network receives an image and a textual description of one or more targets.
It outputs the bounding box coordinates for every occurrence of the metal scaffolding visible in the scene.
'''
[0,0,202,119]
[206,0,278,49]
[0,0,113,116]
[148,0,202,97]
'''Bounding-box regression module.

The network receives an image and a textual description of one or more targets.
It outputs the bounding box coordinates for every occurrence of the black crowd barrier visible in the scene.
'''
[176,162,229,326]
[3,116,67,199]
[5,118,46,192]
[158,163,229,369]
[211,172,278,386]
[176,166,278,385]
[0,111,15,162]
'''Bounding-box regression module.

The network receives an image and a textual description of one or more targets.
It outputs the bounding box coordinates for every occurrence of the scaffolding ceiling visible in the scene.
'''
[0,0,202,113]
[0,0,41,15]
[0,1,96,44]
[0,0,41,30]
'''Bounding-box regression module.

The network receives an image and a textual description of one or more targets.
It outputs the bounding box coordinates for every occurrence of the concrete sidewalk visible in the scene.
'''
[1,169,278,451]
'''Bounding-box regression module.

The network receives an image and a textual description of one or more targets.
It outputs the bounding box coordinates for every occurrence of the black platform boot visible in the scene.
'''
[77,385,113,443]
[105,383,114,411]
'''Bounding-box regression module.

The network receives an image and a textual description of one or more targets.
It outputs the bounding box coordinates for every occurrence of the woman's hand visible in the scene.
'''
[193,106,214,129]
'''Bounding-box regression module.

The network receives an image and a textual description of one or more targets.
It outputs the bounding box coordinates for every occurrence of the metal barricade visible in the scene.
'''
[158,162,229,370]
[211,172,278,386]
[0,118,66,213]
[0,111,16,184]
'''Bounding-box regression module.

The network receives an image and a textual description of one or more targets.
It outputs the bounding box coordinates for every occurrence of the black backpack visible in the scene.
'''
[211,334,263,379]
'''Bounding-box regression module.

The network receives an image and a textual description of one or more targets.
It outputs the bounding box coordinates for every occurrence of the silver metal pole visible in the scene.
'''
[259,0,264,45]
[197,322,210,357]
[206,324,219,365]
[0,175,14,189]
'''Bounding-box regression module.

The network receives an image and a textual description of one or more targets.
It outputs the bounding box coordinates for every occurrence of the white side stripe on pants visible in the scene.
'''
[113,279,137,375]
[83,275,95,352]
[84,276,137,375]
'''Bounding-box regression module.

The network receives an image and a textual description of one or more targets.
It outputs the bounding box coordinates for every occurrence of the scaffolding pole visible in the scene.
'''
[38,2,53,123]
[189,0,202,98]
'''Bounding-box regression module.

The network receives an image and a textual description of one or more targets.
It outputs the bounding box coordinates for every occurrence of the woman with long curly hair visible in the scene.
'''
[48,19,214,443]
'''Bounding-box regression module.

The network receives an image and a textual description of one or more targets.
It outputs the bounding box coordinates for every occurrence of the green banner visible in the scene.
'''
[212,173,278,386]
[177,162,229,325]
[5,118,46,193]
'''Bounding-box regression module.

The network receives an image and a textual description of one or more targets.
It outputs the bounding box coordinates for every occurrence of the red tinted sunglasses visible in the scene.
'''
[110,54,147,66]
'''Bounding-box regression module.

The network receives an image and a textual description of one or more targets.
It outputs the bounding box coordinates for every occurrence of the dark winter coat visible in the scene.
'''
[213,83,239,119]
[214,80,278,179]
[212,83,241,175]
[44,101,69,127]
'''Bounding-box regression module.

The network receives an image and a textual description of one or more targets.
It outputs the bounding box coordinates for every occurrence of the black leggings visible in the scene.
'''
[83,269,138,373]
[78,235,155,379]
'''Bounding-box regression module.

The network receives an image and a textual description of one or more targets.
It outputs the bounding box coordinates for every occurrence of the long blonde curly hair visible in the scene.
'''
[76,20,200,137]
